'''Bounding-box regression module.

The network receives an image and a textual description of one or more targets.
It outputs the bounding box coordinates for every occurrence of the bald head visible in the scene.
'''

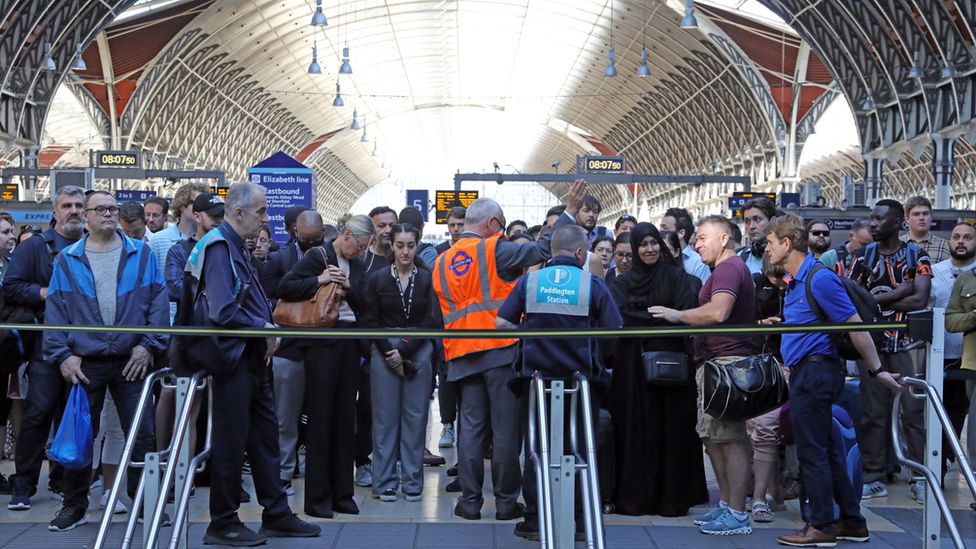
[296,210,324,245]
[551,224,588,257]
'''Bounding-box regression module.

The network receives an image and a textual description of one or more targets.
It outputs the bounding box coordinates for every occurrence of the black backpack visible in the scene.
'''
[803,262,883,360]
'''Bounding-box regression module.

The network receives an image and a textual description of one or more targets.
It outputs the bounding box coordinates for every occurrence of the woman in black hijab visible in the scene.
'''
[608,223,708,517]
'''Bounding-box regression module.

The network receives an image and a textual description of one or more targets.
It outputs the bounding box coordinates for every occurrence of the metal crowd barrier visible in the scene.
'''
[894,308,976,549]
[93,370,212,549]
[527,372,604,549]
[892,377,976,549]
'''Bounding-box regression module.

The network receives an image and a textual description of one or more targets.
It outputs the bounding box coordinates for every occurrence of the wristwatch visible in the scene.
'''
[867,366,884,378]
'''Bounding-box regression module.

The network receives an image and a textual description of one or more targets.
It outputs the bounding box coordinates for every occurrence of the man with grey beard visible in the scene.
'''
[6,186,86,511]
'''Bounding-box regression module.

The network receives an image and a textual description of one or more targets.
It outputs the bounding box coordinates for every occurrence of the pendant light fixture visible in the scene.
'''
[681,0,698,29]
[41,42,56,71]
[308,42,322,74]
[862,91,876,112]
[70,42,86,71]
[372,141,379,157]
[637,0,651,77]
[351,108,360,130]
[907,50,920,79]
[332,81,344,107]
[942,54,957,79]
[339,45,352,74]
[360,114,369,142]
[604,1,617,77]
[311,0,327,26]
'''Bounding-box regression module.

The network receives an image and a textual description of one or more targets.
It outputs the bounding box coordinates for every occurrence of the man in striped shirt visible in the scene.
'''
[900,195,950,263]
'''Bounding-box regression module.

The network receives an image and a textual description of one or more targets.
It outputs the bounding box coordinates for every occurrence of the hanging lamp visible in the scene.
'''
[70,42,86,71]
[41,42,56,71]
[681,0,698,29]
[308,43,321,74]
[311,0,327,26]
[605,1,617,77]
[332,81,344,107]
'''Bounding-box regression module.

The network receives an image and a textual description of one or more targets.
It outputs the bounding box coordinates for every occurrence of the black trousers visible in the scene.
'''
[12,357,66,493]
[304,339,360,517]
[62,357,155,509]
[209,346,290,529]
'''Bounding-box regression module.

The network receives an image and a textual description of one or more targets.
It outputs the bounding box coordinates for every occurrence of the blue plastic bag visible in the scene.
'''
[48,384,93,470]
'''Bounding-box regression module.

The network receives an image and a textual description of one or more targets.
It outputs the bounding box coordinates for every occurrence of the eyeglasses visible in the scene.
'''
[810,230,830,237]
[85,206,119,216]
[614,252,633,260]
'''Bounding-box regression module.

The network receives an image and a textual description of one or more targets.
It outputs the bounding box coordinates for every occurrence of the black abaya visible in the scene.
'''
[608,224,708,517]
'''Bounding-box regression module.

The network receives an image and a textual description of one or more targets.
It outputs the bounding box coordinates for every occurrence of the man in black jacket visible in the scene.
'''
[192,182,319,546]
[263,210,324,494]
[6,186,86,511]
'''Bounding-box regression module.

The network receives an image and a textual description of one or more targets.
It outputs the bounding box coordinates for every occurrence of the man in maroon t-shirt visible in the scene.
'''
[651,215,756,536]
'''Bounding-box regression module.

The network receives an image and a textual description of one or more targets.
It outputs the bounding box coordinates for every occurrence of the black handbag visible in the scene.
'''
[702,354,787,421]
[641,351,689,386]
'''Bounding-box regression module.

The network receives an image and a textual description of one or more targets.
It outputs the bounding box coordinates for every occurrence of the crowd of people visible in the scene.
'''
[0,180,970,547]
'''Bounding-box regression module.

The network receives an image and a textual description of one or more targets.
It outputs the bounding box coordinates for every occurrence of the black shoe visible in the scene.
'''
[48,504,87,532]
[239,486,251,503]
[423,448,446,466]
[259,514,320,538]
[203,523,267,547]
[514,521,540,541]
[454,503,481,520]
[445,478,461,493]
[446,464,458,477]
[333,499,359,515]
[496,503,525,521]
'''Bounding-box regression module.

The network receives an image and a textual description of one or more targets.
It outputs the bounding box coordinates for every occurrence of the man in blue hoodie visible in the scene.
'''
[43,191,169,531]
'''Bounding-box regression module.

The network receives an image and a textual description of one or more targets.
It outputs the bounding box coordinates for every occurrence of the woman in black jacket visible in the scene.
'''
[276,214,373,518]
[361,224,440,502]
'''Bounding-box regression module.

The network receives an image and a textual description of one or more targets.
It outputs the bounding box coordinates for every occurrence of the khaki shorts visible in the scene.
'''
[696,358,750,444]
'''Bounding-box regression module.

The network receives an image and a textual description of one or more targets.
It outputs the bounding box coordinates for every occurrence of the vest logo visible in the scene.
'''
[546,266,572,286]
[449,251,473,276]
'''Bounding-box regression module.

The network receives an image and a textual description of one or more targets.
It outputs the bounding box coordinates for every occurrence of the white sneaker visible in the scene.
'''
[861,481,887,500]
[911,480,925,505]
[439,424,456,448]
[99,491,127,515]
[355,464,373,487]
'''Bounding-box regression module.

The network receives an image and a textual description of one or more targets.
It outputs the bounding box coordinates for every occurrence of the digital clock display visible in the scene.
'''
[584,156,625,173]
[95,151,140,168]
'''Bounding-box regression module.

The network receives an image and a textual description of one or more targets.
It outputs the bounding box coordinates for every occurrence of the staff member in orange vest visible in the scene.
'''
[433,179,588,521]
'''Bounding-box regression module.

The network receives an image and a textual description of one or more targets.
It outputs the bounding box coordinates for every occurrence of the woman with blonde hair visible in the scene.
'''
[277,213,374,518]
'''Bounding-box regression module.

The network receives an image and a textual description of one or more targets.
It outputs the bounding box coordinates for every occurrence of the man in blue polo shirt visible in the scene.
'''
[764,214,901,547]
[496,223,622,541]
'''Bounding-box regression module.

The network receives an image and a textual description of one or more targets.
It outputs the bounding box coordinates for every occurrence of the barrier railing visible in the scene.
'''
[527,372,604,549]
[892,377,976,549]
[93,370,211,549]
[18,313,961,547]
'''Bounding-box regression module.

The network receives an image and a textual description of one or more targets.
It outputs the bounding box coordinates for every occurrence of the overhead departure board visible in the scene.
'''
[435,190,479,224]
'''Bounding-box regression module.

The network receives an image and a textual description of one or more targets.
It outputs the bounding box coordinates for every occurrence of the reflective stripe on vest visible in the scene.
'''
[525,265,591,317]
[433,234,517,362]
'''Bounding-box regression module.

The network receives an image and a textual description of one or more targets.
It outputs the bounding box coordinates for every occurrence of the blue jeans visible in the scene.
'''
[62,357,155,509]
[790,357,865,532]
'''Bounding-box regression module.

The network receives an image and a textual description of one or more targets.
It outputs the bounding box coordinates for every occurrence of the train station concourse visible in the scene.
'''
[0,0,975,548]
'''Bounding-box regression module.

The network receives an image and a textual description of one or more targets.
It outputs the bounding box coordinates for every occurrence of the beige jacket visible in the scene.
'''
[946,269,976,370]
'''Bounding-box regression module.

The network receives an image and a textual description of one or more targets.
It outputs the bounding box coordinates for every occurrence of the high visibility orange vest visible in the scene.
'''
[433,234,517,362]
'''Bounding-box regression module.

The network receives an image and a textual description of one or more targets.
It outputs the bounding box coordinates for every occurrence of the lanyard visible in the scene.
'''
[392,264,416,322]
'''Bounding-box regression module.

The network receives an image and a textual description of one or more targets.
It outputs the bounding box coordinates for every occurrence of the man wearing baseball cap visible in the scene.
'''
[165,192,225,307]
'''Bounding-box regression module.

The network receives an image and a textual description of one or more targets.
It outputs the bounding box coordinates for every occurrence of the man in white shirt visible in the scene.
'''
[931,222,976,465]
[149,182,209,322]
